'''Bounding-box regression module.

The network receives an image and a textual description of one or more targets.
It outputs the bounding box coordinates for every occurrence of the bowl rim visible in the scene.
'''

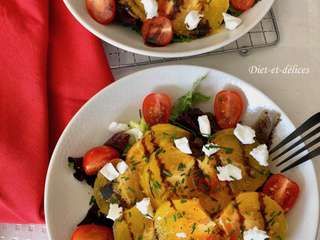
[63,0,275,58]
[44,65,319,239]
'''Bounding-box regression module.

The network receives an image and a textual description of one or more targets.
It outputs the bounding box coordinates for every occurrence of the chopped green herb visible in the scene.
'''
[89,196,96,205]
[191,223,197,234]
[177,162,186,171]
[151,180,161,190]
[180,199,187,203]
[172,34,193,43]
[230,175,237,181]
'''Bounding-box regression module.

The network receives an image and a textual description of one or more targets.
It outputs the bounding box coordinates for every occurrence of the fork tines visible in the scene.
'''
[269,112,320,172]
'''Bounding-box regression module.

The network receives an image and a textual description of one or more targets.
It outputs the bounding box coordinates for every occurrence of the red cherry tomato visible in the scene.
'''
[86,0,116,24]
[142,93,172,126]
[141,16,173,46]
[71,224,113,240]
[263,174,300,212]
[230,0,255,12]
[214,90,244,129]
[83,146,119,175]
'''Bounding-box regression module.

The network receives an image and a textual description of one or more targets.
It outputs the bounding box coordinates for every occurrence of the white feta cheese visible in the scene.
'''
[136,198,153,219]
[176,232,187,238]
[126,128,143,141]
[174,137,192,154]
[223,12,242,31]
[106,203,123,221]
[141,0,158,19]
[108,121,129,133]
[116,161,129,174]
[234,123,256,144]
[184,10,203,30]
[100,163,120,181]
[198,115,211,137]
[243,227,270,240]
[250,144,269,166]
[217,164,242,181]
[202,143,220,157]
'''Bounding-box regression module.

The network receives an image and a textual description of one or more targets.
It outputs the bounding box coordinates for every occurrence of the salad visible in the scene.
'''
[68,76,300,240]
[85,0,256,46]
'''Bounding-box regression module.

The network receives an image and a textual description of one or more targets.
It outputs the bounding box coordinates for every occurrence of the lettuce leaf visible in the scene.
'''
[170,74,210,121]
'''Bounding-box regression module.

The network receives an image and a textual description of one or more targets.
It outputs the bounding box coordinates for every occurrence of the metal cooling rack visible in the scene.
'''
[0,224,48,240]
[104,9,279,69]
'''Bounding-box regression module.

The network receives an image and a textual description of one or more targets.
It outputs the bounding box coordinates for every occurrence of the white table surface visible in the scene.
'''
[1,0,319,239]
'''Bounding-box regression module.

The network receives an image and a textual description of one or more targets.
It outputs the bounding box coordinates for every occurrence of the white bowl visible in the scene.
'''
[64,0,274,58]
[45,65,319,239]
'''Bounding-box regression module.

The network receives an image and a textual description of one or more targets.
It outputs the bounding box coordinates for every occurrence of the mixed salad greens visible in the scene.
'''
[86,0,258,46]
[68,76,300,240]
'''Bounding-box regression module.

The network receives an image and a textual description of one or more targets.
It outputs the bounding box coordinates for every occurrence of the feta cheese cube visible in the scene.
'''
[106,203,123,221]
[198,115,211,137]
[234,123,256,144]
[202,143,220,157]
[136,198,153,219]
[108,121,129,133]
[250,144,269,166]
[126,128,143,141]
[174,137,192,154]
[176,232,187,238]
[185,10,203,30]
[100,163,120,181]
[141,0,158,19]
[223,12,242,31]
[243,227,270,240]
[217,164,242,181]
[116,161,129,174]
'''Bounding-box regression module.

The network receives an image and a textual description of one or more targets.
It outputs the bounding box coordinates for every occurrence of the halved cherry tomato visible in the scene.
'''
[71,224,113,240]
[86,0,116,24]
[83,146,119,175]
[142,93,172,125]
[263,174,300,212]
[141,16,173,46]
[230,0,255,12]
[214,90,244,129]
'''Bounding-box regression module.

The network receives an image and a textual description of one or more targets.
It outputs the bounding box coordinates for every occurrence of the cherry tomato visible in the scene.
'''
[141,16,173,46]
[71,224,113,240]
[263,174,300,212]
[83,146,119,175]
[230,0,255,12]
[142,93,172,126]
[86,0,116,24]
[214,90,244,129]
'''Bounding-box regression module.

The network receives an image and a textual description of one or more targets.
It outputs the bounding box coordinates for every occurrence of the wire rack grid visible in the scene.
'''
[104,9,280,69]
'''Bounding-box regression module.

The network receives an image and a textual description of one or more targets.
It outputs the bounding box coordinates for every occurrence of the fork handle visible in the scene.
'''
[281,146,320,172]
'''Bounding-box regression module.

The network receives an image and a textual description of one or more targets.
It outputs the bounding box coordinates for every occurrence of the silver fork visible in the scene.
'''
[270,112,320,172]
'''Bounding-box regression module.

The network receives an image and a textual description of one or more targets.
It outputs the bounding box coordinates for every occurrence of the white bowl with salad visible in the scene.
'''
[45,65,319,240]
[64,0,274,57]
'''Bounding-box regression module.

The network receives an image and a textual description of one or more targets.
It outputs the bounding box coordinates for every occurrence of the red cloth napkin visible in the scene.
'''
[0,0,114,223]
